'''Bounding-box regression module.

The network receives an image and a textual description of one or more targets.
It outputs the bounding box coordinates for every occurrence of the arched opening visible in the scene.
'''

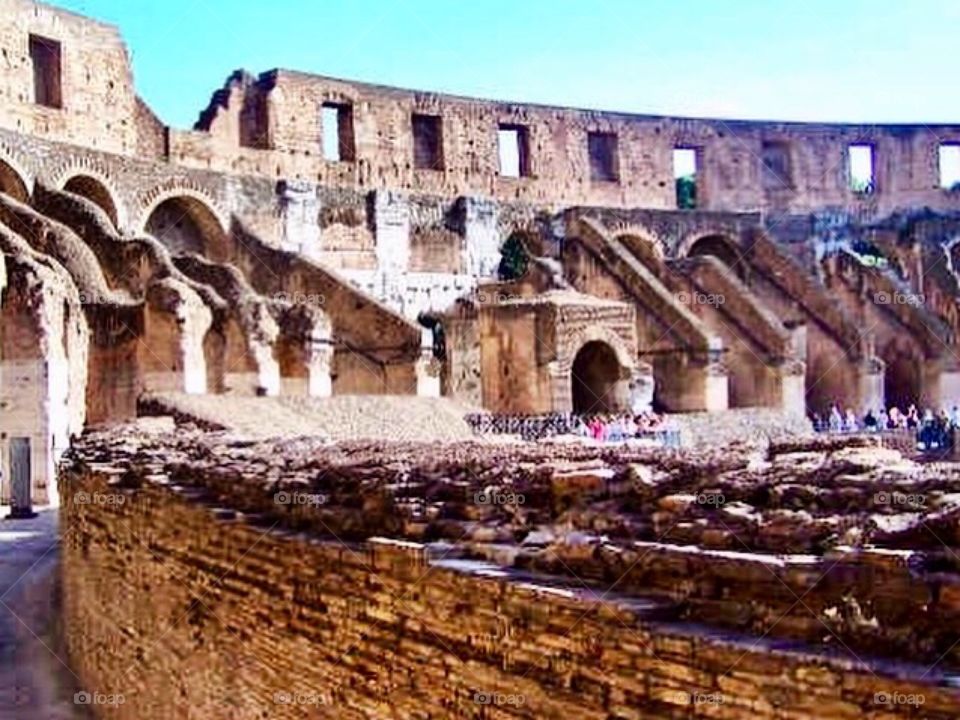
[143,195,231,263]
[883,348,922,412]
[686,235,745,279]
[571,341,621,414]
[63,175,119,228]
[0,159,29,203]
[617,232,664,272]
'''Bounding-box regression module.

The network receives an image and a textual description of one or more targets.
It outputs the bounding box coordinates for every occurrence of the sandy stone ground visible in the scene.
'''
[0,509,88,720]
[144,393,481,441]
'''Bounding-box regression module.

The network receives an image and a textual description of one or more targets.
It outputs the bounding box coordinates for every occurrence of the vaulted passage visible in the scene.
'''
[571,341,620,414]
[144,196,230,263]
[63,175,119,228]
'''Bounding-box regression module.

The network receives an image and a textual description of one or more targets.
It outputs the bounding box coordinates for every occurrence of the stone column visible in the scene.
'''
[460,196,501,279]
[703,359,730,412]
[858,356,885,412]
[416,328,441,398]
[628,364,656,415]
[924,356,960,409]
[373,190,411,314]
[278,180,321,259]
[777,359,808,415]
[308,337,335,398]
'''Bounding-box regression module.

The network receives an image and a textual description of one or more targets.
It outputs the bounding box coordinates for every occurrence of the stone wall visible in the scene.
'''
[0,0,138,155]
[193,70,960,218]
[61,459,960,719]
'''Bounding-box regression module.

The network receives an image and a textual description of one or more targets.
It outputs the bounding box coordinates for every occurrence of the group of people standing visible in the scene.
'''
[579,411,677,444]
[812,404,960,433]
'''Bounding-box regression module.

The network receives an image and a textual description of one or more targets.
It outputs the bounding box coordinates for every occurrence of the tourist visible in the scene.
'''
[844,409,859,433]
[877,407,889,430]
[862,409,878,431]
[906,405,920,429]
[828,405,843,433]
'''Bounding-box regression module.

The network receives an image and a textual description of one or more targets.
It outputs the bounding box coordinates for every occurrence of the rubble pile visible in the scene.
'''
[63,420,960,669]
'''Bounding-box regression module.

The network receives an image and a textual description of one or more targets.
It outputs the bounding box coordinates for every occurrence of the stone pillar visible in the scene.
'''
[628,364,655,415]
[652,352,729,413]
[777,360,808,415]
[460,196,501,279]
[858,356,885,412]
[703,360,730,412]
[416,328,441,398]
[278,180,321,259]
[373,190,411,313]
[308,338,334,398]
[924,357,960,409]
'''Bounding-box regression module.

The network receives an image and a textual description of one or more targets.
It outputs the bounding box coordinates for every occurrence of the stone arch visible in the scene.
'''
[139,189,231,263]
[559,325,635,414]
[614,226,667,271]
[679,232,746,280]
[0,156,30,203]
[559,324,635,376]
[571,341,621,414]
[60,173,122,229]
[881,338,923,412]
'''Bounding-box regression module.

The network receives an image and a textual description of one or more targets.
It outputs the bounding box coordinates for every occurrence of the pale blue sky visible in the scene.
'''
[51,0,960,129]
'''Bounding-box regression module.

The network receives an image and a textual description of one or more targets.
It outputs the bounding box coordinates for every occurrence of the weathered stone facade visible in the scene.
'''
[3,0,960,504]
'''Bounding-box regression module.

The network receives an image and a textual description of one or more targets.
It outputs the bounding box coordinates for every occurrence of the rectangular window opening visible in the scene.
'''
[761,141,792,189]
[939,143,960,190]
[848,144,875,194]
[588,131,619,182]
[412,113,443,170]
[321,103,354,162]
[29,34,62,109]
[498,124,530,178]
[674,147,698,209]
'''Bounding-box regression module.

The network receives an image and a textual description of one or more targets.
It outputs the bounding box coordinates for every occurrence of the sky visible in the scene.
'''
[50,0,960,130]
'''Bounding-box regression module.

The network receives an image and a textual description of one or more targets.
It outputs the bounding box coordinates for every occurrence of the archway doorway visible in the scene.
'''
[883,350,922,412]
[571,341,621,414]
[686,235,745,279]
[63,175,119,228]
[143,195,230,263]
[0,159,29,202]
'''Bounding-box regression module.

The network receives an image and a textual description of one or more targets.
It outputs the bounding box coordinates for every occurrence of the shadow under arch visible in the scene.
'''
[571,340,622,415]
[142,194,232,263]
[881,339,923,412]
[62,174,121,229]
[0,157,30,202]
[681,233,746,279]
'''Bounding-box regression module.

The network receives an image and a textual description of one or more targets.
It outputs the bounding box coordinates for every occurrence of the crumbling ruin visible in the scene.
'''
[3,0,960,716]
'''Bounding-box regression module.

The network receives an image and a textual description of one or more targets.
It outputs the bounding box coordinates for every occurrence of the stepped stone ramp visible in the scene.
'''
[745,230,866,358]
[565,216,718,353]
[670,254,793,360]
[140,392,478,441]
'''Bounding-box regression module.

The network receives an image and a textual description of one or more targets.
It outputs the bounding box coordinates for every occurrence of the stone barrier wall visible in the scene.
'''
[60,463,960,719]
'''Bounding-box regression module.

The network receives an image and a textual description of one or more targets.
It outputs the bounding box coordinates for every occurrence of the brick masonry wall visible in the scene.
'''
[61,465,960,719]
[193,70,960,218]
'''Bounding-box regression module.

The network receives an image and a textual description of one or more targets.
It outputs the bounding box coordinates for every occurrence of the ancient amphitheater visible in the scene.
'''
[2,0,960,717]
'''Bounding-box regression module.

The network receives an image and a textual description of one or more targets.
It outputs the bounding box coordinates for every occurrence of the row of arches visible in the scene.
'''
[0,157,230,253]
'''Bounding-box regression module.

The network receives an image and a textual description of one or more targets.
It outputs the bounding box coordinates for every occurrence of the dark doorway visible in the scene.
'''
[884,351,922,411]
[571,341,620,414]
